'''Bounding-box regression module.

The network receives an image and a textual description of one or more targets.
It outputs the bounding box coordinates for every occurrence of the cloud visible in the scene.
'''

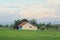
[0,0,60,24]
[49,0,60,4]
[19,3,60,19]
[0,0,60,19]
[0,6,20,16]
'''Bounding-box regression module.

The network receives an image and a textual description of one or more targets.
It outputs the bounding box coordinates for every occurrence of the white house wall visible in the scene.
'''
[22,23,37,30]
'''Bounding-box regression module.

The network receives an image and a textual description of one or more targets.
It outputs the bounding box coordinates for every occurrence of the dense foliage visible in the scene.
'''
[0,19,60,31]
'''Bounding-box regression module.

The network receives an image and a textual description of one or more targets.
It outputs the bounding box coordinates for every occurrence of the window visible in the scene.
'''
[30,26,32,28]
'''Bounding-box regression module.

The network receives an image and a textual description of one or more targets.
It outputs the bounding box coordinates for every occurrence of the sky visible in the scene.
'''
[0,0,60,24]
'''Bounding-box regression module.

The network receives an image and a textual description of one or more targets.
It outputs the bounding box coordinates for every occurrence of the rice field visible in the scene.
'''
[0,28,60,40]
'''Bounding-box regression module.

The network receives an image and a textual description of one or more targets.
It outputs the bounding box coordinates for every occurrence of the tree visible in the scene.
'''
[20,19,29,22]
[29,19,37,26]
[14,20,20,29]
[0,24,3,27]
[13,19,28,29]
[5,25,9,28]
[46,22,52,29]
[40,26,46,31]
[55,26,58,30]
[37,23,42,30]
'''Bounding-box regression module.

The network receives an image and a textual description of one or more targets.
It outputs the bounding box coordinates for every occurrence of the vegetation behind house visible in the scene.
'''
[0,19,60,31]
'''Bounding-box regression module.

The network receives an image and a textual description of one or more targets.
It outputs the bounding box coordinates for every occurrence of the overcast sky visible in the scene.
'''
[0,0,60,24]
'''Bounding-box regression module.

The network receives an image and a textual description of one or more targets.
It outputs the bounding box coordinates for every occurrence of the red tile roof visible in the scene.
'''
[18,22,27,27]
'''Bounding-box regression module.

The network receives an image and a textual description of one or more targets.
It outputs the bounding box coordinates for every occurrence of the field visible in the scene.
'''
[0,28,60,40]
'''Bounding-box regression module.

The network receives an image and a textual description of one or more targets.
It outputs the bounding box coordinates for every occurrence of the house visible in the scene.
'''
[18,22,37,30]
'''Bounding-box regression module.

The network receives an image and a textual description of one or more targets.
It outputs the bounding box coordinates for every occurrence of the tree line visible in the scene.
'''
[0,19,60,31]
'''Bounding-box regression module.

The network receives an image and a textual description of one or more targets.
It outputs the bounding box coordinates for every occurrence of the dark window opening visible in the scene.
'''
[30,26,32,28]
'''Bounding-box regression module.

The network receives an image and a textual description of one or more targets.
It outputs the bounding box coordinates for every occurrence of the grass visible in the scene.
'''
[0,28,60,40]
